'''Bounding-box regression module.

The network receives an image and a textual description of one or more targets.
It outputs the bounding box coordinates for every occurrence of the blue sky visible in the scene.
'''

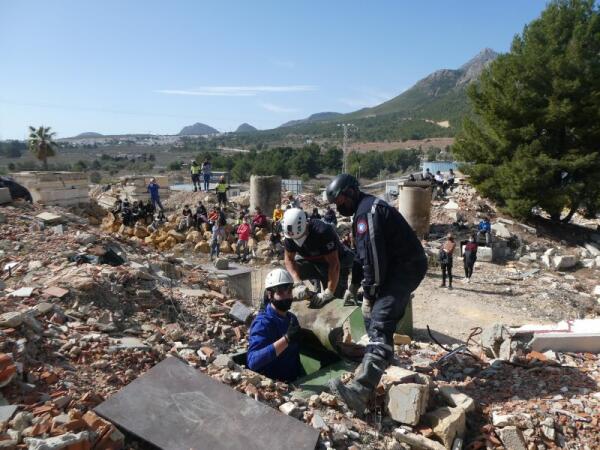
[0,0,549,139]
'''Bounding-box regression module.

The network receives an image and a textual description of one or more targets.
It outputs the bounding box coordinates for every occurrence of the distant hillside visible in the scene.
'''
[344,48,498,126]
[178,122,219,136]
[235,123,258,133]
[74,132,104,138]
[279,112,342,128]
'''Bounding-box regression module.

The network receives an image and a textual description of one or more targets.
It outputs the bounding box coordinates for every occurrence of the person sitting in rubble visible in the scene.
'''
[144,199,155,223]
[178,204,194,231]
[148,211,166,233]
[131,201,143,224]
[194,201,208,229]
[251,206,268,236]
[272,204,284,223]
[424,168,434,181]
[444,168,456,193]
[287,193,300,209]
[236,216,251,260]
[247,268,302,383]
[477,217,492,246]
[120,200,133,226]
[208,206,219,226]
[269,221,284,257]
[323,205,337,226]
[310,207,322,220]
[112,198,123,216]
[408,174,416,182]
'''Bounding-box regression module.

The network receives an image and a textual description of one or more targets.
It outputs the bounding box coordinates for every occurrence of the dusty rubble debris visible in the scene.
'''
[1,181,600,449]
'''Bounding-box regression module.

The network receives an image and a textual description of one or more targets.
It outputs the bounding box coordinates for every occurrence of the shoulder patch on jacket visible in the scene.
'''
[357,218,368,235]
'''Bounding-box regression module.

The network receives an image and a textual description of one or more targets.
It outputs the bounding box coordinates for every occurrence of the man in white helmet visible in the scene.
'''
[247,268,302,382]
[282,208,354,307]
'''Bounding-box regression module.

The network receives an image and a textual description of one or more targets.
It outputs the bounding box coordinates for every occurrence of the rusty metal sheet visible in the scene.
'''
[95,357,319,450]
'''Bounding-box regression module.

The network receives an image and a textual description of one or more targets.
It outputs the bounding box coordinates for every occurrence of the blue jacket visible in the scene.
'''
[247,304,301,382]
[478,220,491,233]
[147,182,160,199]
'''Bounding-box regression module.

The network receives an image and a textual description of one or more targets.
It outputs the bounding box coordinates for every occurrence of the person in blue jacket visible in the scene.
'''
[247,268,302,383]
[477,217,492,246]
[147,178,164,212]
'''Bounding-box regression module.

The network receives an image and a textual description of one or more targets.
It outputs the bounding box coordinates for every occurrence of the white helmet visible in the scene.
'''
[282,208,308,246]
[265,268,294,290]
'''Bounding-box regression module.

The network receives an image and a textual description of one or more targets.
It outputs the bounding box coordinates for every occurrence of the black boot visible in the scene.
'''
[329,353,387,414]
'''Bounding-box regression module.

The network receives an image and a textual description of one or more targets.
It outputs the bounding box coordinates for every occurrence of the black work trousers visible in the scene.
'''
[294,250,354,298]
[464,259,475,279]
[367,257,427,360]
[441,261,452,286]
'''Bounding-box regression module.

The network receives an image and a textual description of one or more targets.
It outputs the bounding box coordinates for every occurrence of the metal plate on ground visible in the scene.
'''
[95,357,319,450]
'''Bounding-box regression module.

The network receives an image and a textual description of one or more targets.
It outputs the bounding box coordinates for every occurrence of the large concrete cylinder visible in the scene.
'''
[250,175,281,217]
[397,182,432,239]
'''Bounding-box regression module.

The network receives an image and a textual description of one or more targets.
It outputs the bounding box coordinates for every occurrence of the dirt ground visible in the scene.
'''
[412,264,550,345]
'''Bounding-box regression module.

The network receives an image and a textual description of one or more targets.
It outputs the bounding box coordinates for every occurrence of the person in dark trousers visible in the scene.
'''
[325,173,427,414]
[282,208,355,305]
[147,178,164,211]
[190,160,201,192]
[463,235,478,283]
[323,206,337,226]
[144,199,155,223]
[247,269,302,383]
[201,159,212,191]
[111,198,123,216]
[215,176,229,208]
[439,233,456,289]
[120,200,133,226]
[195,201,208,229]
[310,208,322,220]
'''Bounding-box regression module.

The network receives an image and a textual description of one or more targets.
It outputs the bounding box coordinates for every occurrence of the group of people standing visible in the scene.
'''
[437,233,479,289]
[190,158,213,192]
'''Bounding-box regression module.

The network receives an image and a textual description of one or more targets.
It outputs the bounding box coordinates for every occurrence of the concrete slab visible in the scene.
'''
[0,187,11,204]
[201,263,253,303]
[0,404,18,423]
[531,333,600,353]
[36,212,64,224]
[43,286,69,298]
[95,357,319,450]
[9,287,34,297]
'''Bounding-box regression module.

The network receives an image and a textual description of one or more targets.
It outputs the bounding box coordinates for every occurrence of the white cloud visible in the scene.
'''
[260,102,298,113]
[155,85,316,97]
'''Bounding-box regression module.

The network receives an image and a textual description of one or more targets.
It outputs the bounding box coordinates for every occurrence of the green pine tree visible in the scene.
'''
[453,0,600,221]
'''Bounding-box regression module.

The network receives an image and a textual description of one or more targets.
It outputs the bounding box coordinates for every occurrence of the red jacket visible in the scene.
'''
[237,223,251,241]
[252,213,267,227]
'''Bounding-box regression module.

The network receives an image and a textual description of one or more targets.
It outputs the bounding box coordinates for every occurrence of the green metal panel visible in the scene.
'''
[293,360,357,398]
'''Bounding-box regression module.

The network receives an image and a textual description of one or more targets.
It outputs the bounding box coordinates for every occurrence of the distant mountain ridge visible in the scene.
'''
[279,112,342,128]
[178,122,219,136]
[74,132,104,138]
[235,123,258,133]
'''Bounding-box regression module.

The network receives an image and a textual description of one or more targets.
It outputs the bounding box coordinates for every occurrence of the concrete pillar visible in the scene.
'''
[397,182,432,239]
[250,175,281,217]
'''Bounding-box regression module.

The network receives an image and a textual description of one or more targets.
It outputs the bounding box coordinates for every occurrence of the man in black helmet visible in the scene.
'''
[325,173,428,414]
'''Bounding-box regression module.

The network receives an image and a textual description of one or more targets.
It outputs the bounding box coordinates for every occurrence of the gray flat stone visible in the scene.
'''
[0,405,18,423]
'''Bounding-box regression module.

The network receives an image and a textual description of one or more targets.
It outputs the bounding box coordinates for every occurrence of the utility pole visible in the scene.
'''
[337,123,355,174]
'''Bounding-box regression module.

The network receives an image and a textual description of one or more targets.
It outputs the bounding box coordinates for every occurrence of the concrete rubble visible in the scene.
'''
[0,179,599,449]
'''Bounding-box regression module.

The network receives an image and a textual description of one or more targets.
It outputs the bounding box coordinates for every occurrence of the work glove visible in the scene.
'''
[343,284,359,305]
[310,288,334,308]
[284,320,301,344]
[292,282,309,301]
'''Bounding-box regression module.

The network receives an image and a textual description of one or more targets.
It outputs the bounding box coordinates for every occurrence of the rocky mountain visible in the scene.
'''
[344,48,499,124]
[279,112,342,128]
[235,123,258,133]
[178,122,219,136]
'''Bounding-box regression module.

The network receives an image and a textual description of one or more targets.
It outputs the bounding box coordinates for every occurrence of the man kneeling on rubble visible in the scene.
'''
[247,269,302,383]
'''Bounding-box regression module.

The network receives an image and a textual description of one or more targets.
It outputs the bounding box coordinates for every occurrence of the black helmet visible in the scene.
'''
[326,174,359,203]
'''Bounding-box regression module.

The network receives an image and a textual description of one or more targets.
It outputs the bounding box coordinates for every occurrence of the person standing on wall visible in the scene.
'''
[201,158,212,191]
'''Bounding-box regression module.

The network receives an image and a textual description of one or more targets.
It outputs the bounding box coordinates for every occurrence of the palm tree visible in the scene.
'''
[28,125,57,170]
